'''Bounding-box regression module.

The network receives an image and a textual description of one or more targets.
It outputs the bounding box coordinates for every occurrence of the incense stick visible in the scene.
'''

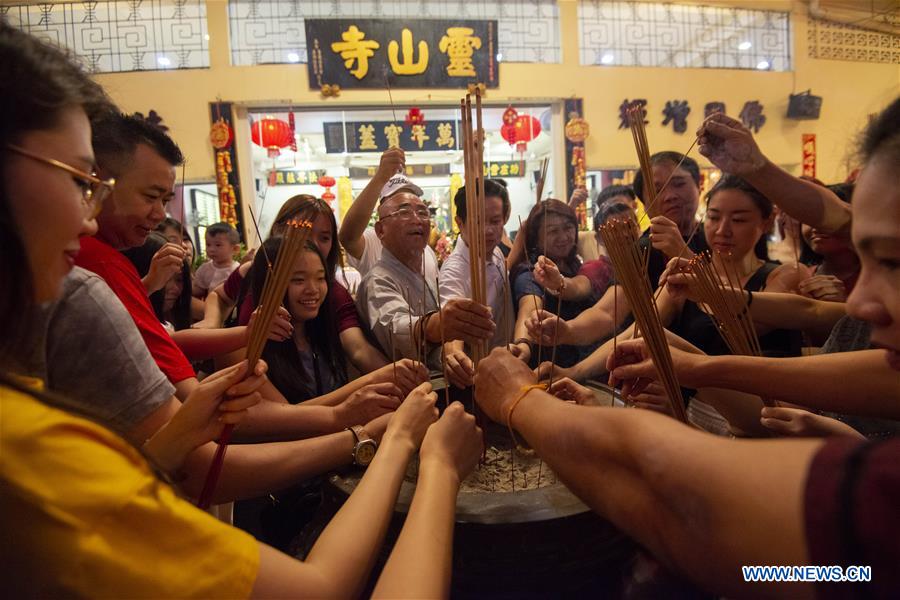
[197,218,312,508]
[435,277,450,408]
[600,218,687,422]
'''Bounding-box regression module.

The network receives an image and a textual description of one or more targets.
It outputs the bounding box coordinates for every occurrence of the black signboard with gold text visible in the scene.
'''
[306,19,498,89]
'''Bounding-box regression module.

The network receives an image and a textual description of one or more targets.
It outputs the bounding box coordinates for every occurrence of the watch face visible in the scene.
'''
[355,441,377,466]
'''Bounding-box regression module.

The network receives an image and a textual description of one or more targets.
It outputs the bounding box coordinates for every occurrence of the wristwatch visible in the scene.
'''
[348,425,377,467]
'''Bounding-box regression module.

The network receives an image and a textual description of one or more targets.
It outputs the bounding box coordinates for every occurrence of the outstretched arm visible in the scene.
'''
[339,148,404,260]
[698,113,851,234]
[475,349,820,599]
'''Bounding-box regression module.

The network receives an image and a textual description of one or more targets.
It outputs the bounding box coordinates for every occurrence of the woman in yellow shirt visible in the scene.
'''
[0,24,480,599]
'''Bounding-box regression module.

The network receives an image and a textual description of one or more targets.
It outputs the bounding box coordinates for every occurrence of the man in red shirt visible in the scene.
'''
[79,113,196,396]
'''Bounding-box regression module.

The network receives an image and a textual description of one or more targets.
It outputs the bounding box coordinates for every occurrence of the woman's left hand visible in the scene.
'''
[144,360,267,472]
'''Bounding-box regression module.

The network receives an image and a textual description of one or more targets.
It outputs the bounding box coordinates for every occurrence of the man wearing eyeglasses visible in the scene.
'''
[356,176,495,368]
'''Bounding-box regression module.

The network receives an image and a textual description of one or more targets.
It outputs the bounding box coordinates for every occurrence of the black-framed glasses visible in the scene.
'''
[6,144,115,219]
[380,205,431,222]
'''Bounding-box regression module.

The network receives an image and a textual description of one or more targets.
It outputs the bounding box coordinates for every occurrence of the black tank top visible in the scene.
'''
[669,261,802,358]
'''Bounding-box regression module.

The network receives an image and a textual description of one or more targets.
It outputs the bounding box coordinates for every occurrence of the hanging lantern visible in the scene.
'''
[318,175,336,205]
[513,115,541,144]
[251,118,294,158]
[501,105,518,126]
[405,107,425,126]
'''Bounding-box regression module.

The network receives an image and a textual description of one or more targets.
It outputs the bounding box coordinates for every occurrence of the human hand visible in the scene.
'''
[143,242,186,294]
[247,305,293,343]
[419,401,482,483]
[567,186,588,209]
[697,113,767,176]
[473,347,535,424]
[547,377,595,405]
[525,309,570,346]
[625,380,673,415]
[442,298,495,345]
[509,341,532,363]
[377,147,406,180]
[444,345,474,389]
[606,339,703,393]
[798,274,846,303]
[533,255,564,292]
[336,382,404,427]
[383,381,439,450]
[760,406,865,439]
[146,360,267,472]
[371,358,429,396]
[648,216,690,259]
[535,361,576,384]
[659,256,699,302]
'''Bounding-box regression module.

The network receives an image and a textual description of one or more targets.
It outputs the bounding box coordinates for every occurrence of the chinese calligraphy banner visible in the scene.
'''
[323,120,461,153]
[270,169,327,186]
[306,19,499,89]
[802,134,816,178]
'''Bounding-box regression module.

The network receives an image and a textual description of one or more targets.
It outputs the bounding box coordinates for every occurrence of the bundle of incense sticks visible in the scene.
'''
[599,218,687,422]
[684,252,776,407]
[535,156,549,203]
[197,217,313,508]
[460,90,488,366]
[627,105,657,215]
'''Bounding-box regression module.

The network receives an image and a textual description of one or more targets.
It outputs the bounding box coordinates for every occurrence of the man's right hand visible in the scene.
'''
[441,298,495,345]
[473,348,535,424]
[376,147,406,182]
[143,242,185,294]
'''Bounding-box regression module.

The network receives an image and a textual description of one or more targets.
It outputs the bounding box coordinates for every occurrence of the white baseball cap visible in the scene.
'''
[378,173,424,203]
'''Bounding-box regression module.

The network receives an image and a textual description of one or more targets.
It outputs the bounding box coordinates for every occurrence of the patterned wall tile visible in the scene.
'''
[2,0,209,73]
[579,1,791,71]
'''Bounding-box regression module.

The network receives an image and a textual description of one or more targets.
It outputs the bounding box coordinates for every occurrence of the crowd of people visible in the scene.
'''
[1,24,897,598]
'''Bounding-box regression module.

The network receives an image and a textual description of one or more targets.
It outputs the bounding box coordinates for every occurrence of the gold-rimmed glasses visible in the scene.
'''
[6,144,115,219]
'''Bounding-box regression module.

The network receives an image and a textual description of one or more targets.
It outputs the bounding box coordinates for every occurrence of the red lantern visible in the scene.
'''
[318,175,336,205]
[251,118,294,158]
[513,115,541,144]
[405,107,425,126]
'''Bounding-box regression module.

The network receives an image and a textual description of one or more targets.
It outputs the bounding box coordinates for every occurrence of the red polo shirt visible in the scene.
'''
[76,236,195,384]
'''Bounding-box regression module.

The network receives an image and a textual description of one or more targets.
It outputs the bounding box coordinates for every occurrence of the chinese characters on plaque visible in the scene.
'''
[324,120,465,153]
[306,19,498,89]
[618,99,768,133]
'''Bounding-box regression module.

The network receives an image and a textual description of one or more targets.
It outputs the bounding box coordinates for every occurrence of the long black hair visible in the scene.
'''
[123,232,193,330]
[705,174,773,261]
[0,24,113,371]
[248,237,347,402]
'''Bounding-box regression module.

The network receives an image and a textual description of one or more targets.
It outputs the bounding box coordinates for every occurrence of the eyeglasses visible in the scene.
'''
[380,206,431,222]
[6,144,115,219]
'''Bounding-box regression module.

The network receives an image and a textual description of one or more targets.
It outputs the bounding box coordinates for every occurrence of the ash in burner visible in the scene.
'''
[405,422,556,494]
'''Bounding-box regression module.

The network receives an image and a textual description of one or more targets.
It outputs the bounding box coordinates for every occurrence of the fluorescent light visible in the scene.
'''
[287,52,300,63]
[738,41,752,50]
[496,52,503,62]
[157,56,171,67]
[600,52,614,65]
[756,59,770,70]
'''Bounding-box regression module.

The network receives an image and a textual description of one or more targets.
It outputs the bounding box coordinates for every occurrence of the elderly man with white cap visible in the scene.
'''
[354,155,495,371]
